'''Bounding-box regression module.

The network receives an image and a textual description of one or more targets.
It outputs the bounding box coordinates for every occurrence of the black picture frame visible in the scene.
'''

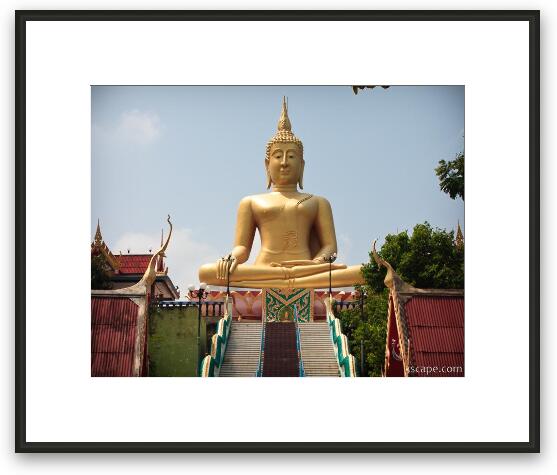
[15,10,540,453]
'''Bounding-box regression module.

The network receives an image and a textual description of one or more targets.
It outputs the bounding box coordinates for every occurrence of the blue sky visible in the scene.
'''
[92,86,464,292]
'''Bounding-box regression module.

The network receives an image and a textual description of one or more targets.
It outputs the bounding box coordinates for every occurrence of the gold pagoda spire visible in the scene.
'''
[94,219,103,246]
[91,219,119,271]
[455,221,464,249]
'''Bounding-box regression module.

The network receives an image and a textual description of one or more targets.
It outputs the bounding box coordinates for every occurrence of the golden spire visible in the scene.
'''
[455,221,464,249]
[94,219,103,246]
[91,218,119,271]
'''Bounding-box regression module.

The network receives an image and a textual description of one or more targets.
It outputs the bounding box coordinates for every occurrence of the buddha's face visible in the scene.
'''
[267,142,303,186]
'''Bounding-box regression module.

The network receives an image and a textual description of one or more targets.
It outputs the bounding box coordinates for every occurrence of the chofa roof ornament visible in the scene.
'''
[371,240,416,293]
[125,215,173,294]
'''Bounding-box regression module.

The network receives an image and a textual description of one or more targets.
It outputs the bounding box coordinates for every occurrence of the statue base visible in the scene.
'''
[262,288,314,323]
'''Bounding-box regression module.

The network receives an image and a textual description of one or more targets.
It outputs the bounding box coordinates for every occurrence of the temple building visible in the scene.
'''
[91,217,175,377]
[91,220,179,301]
[372,245,464,377]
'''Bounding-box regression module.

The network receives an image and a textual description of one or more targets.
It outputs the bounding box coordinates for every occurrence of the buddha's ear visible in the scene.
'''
[298,159,305,190]
[265,158,272,189]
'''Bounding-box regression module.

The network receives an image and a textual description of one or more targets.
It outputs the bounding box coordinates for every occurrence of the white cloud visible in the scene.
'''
[337,233,353,264]
[113,227,220,296]
[117,110,162,144]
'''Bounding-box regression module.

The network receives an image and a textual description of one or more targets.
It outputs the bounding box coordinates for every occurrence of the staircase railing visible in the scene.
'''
[293,306,305,377]
[199,296,233,377]
[325,295,357,377]
[255,319,266,377]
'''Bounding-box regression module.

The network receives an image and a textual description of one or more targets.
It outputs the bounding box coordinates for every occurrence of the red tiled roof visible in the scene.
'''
[91,297,139,376]
[404,296,464,377]
[116,254,152,274]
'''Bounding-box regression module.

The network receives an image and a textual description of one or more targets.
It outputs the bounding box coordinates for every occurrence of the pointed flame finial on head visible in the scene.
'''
[277,96,292,132]
[266,96,303,157]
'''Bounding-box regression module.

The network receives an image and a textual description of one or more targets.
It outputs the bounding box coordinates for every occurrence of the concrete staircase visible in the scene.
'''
[218,322,262,377]
[299,322,340,377]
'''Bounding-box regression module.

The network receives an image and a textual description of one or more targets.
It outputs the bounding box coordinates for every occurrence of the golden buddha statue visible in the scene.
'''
[199,98,364,289]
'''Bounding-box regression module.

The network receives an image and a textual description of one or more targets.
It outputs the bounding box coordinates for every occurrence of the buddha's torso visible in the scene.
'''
[250,191,319,264]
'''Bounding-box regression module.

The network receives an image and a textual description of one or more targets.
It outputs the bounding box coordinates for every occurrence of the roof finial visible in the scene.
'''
[135,215,173,290]
[94,219,103,245]
[455,221,464,249]
[157,228,166,272]
[372,240,415,293]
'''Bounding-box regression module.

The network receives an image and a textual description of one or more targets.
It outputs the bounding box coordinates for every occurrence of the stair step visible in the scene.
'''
[298,323,340,377]
[219,321,342,378]
[218,322,262,377]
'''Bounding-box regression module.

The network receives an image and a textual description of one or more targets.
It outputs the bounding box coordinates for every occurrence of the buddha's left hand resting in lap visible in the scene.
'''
[198,98,364,289]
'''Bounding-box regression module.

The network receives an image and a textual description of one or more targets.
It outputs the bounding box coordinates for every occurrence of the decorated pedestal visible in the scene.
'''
[262,288,314,323]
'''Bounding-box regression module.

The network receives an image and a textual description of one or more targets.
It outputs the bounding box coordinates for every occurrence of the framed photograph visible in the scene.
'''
[15,10,539,452]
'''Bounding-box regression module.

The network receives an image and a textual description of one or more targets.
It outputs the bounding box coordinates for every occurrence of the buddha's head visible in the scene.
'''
[265,97,304,189]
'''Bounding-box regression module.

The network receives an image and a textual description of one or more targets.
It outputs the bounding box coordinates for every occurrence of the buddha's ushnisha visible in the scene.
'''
[199,97,364,289]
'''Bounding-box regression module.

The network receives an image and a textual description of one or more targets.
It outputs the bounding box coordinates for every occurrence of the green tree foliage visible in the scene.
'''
[91,253,113,290]
[352,85,390,95]
[337,222,464,376]
[336,288,388,377]
[435,152,464,200]
[363,222,464,293]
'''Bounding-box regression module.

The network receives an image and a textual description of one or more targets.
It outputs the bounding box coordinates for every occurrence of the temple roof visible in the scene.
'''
[116,254,153,275]
[402,295,464,374]
[91,221,175,299]
[372,241,464,377]
[91,296,141,376]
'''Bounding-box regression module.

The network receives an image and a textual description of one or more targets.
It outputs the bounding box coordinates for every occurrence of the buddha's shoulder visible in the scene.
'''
[236,194,266,210]
[238,193,265,204]
[309,194,332,208]
[309,194,330,203]
[237,193,330,205]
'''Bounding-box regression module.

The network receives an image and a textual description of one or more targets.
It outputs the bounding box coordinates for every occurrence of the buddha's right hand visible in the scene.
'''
[216,255,238,280]
[270,260,347,270]
[270,260,316,267]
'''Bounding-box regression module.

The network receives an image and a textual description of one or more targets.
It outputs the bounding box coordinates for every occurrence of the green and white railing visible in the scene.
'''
[255,317,266,377]
[199,296,233,377]
[325,295,357,377]
[293,306,305,377]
